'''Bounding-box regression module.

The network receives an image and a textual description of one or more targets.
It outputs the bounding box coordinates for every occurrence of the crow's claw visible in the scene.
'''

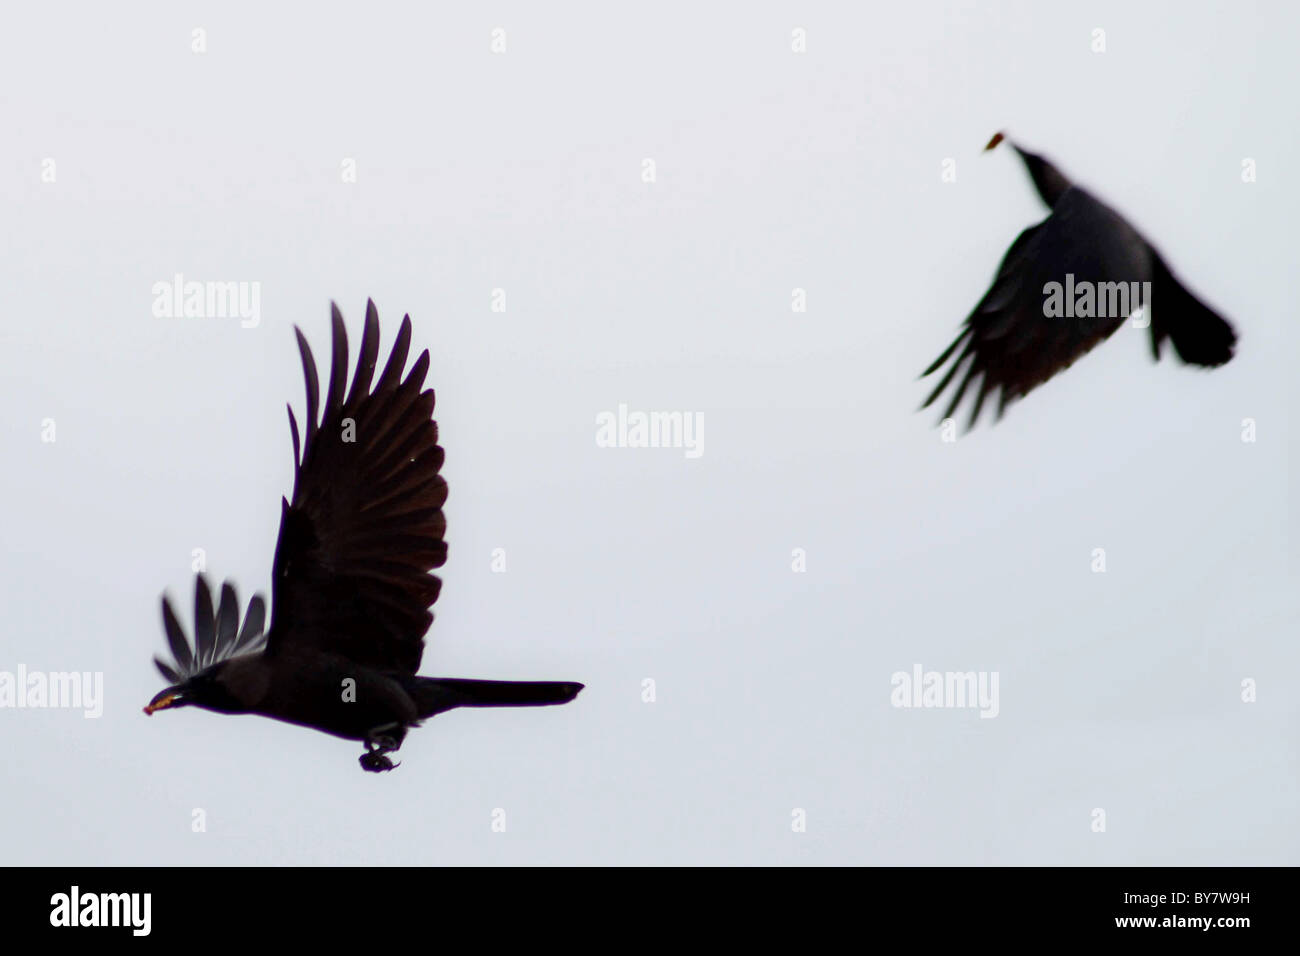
[359,752,399,772]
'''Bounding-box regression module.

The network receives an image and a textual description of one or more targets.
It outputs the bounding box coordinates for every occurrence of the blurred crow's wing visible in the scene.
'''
[922,188,1152,428]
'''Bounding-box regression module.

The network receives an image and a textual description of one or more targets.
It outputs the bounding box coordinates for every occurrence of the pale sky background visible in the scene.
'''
[1,2,1295,865]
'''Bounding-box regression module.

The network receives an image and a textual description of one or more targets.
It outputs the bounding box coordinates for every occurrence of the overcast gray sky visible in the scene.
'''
[1,1,1295,865]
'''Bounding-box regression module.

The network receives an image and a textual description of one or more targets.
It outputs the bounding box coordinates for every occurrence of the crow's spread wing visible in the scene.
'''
[266,301,447,674]
[921,188,1151,429]
[155,575,266,682]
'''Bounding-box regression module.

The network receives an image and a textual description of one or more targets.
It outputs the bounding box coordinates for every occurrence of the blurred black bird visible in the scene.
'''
[921,132,1237,429]
[145,301,583,771]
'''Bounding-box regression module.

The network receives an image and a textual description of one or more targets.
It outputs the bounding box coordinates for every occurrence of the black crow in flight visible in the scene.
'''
[145,301,583,771]
[921,132,1237,429]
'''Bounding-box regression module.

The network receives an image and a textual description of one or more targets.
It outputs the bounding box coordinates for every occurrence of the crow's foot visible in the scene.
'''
[360,726,403,772]
[359,751,399,772]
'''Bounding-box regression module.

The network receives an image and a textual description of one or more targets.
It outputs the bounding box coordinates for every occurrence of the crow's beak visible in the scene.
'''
[144,688,184,714]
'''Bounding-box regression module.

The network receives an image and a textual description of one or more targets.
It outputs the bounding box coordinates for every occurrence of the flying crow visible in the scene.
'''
[921,132,1237,429]
[145,301,584,771]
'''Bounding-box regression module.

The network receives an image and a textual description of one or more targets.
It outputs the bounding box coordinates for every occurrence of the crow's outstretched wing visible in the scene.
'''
[921,188,1151,429]
[266,300,447,674]
[155,575,266,682]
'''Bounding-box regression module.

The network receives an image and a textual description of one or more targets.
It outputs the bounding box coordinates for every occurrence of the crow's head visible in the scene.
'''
[144,665,246,715]
[985,131,1072,209]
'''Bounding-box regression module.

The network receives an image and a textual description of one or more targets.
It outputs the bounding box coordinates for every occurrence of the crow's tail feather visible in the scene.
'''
[1149,253,1237,366]
[409,678,584,718]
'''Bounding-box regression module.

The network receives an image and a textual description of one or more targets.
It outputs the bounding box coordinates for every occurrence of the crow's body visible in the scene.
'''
[145,302,582,771]
[921,133,1237,429]
[190,650,580,739]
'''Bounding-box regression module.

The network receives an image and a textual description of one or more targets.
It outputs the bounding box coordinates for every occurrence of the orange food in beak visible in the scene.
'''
[143,694,178,715]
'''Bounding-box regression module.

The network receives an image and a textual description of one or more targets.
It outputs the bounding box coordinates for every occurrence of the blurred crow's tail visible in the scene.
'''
[1149,253,1237,366]
[409,678,584,718]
